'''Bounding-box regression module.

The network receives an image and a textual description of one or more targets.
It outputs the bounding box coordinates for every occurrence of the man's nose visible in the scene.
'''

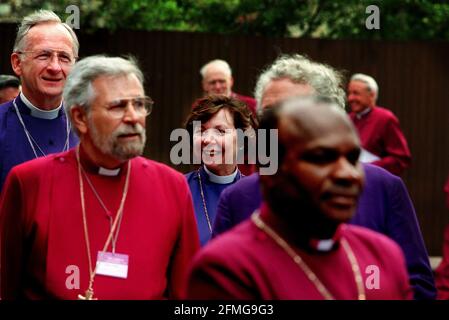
[202,130,218,144]
[46,56,63,72]
[122,103,140,124]
[333,157,362,184]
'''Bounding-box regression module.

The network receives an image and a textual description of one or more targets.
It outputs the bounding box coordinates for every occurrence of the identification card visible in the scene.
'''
[96,251,129,279]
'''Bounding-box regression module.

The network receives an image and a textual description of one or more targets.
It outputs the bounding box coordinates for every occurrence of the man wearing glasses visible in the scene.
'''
[0,10,79,191]
[0,55,200,299]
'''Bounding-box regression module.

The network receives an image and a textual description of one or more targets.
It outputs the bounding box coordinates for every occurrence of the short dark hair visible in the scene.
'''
[185,95,256,138]
[0,75,20,90]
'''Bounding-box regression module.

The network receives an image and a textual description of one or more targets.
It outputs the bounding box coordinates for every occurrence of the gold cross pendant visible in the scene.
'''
[78,288,97,300]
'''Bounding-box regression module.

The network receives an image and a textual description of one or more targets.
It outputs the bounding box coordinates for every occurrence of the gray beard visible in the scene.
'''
[88,119,146,161]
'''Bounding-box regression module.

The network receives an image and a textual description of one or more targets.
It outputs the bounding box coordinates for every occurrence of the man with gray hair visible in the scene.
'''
[0,9,79,191]
[0,55,199,300]
[212,54,436,299]
[200,59,256,114]
[348,73,411,176]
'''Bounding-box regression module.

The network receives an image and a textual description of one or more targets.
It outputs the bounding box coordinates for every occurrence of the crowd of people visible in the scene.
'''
[0,9,448,300]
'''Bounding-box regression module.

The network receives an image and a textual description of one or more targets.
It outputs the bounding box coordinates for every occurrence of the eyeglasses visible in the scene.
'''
[105,96,154,119]
[17,49,77,66]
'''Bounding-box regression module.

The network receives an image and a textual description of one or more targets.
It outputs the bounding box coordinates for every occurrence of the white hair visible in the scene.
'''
[13,9,79,57]
[254,54,345,111]
[200,59,232,79]
[350,73,378,100]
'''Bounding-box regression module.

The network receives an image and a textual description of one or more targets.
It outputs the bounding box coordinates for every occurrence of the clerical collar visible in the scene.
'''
[203,165,238,184]
[78,146,123,176]
[355,107,372,120]
[20,92,62,120]
[308,232,341,252]
[98,167,121,176]
[259,204,342,253]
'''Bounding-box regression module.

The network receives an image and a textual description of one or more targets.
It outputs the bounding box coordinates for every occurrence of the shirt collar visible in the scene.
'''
[308,230,342,252]
[78,145,123,177]
[203,165,238,184]
[20,92,62,120]
[98,167,121,176]
[259,203,342,253]
[355,106,372,119]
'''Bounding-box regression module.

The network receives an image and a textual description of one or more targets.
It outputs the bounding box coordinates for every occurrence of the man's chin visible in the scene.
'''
[112,142,145,161]
[322,206,355,223]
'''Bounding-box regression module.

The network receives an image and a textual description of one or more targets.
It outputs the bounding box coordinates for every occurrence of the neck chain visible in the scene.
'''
[76,146,131,300]
[197,167,242,234]
[80,167,124,254]
[251,213,366,300]
[13,98,70,158]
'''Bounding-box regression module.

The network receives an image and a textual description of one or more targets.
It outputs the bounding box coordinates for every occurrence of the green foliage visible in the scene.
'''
[1,0,448,41]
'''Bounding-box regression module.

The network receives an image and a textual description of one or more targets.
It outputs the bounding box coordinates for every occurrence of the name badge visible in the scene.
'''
[96,251,129,279]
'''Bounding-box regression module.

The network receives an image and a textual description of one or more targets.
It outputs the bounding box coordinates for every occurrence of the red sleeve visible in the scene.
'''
[185,250,257,300]
[372,114,411,175]
[0,169,24,300]
[167,177,200,299]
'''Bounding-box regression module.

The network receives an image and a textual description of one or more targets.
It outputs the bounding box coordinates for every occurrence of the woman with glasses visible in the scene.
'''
[184,95,256,246]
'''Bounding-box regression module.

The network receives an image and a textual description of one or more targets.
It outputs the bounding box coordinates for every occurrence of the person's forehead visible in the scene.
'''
[25,22,74,51]
[92,74,144,100]
[204,67,230,81]
[261,79,315,108]
[282,123,359,158]
[205,108,234,126]
[279,105,357,148]
[348,80,368,90]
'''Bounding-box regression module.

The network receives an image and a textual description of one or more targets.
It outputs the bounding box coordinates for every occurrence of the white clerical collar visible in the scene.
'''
[203,165,238,184]
[20,92,62,120]
[98,166,121,176]
[315,239,335,252]
[356,107,372,119]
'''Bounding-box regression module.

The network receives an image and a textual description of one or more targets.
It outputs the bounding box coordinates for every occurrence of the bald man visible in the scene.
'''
[186,96,412,300]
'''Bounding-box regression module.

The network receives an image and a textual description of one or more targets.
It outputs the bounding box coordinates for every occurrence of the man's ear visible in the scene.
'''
[71,106,89,135]
[11,53,23,77]
[229,76,234,89]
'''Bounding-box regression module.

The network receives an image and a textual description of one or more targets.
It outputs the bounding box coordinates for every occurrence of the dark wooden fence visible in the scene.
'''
[1,24,448,255]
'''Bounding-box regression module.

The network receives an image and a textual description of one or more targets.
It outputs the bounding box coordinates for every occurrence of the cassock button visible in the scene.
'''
[49,139,54,146]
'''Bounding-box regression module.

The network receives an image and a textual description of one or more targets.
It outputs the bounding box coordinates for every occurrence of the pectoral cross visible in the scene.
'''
[78,288,97,300]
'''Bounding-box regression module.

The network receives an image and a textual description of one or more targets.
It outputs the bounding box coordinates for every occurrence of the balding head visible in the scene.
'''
[278,96,356,148]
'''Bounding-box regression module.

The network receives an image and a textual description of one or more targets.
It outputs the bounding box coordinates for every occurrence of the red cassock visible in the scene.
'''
[186,206,413,300]
[230,92,257,116]
[350,106,411,176]
[0,148,200,300]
